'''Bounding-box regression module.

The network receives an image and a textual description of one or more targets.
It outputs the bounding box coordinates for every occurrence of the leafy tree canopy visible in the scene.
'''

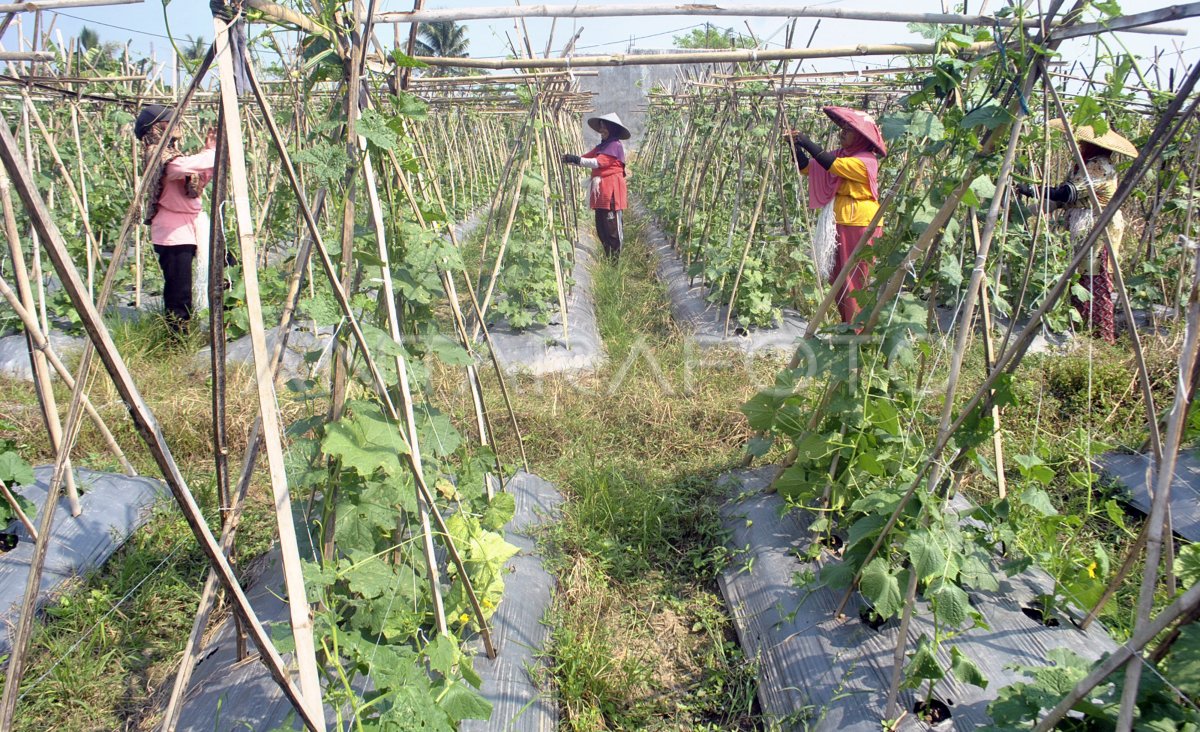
[672,25,756,50]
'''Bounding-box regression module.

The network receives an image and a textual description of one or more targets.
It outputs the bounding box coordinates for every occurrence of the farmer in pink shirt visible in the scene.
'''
[135,105,216,334]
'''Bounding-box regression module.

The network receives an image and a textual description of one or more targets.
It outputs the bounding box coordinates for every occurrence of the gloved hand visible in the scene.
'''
[561,153,581,165]
[1015,182,1035,198]
[784,129,811,145]
[210,0,236,22]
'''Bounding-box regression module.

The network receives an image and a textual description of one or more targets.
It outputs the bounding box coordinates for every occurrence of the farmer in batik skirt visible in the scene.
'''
[786,106,887,326]
[135,104,217,336]
[1016,120,1138,344]
[562,112,629,258]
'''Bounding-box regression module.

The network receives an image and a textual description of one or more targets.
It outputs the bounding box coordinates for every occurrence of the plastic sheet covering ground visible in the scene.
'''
[171,470,560,731]
[484,235,605,377]
[0,465,167,659]
[194,324,337,383]
[716,467,1119,731]
[1100,449,1200,542]
[461,470,562,732]
[0,331,85,382]
[637,201,809,354]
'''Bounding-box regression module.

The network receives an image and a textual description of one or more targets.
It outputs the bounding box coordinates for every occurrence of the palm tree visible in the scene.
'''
[413,21,468,76]
[181,34,207,62]
[78,26,100,51]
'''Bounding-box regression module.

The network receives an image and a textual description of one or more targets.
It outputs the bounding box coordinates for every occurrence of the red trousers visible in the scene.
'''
[1072,254,1116,344]
[832,224,880,325]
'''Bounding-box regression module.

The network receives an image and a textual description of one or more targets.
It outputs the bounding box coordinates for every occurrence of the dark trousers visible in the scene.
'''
[594,209,623,258]
[154,244,196,333]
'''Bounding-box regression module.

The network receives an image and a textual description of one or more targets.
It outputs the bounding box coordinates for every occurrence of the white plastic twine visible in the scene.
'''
[193,209,211,312]
[812,200,837,281]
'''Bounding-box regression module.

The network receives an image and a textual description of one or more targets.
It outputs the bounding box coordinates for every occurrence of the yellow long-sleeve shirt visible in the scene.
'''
[800,156,880,227]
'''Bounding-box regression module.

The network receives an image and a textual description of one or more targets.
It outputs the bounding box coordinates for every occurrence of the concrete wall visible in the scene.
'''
[575,50,721,151]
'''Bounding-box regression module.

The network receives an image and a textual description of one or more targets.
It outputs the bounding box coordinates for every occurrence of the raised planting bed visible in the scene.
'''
[638,202,808,355]
[716,467,1118,731]
[0,466,167,659]
[483,235,604,377]
[1099,449,1200,542]
[169,470,562,732]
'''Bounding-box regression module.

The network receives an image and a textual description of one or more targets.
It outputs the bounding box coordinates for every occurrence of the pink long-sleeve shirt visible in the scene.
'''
[149,146,215,247]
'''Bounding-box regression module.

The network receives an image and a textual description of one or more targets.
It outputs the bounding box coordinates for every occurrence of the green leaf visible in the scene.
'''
[426,334,474,366]
[1018,486,1057,517]
[0,451,34,487]
[414,405,463,458]
[424,632,459,677]
[904,635,945,687]
[1164,624,1200,698]
[962,103,1012,131]
[390,49,429,68]
[950,646,989,688]
[342,556,397,600]
[905,530,949,583]
[1175,543,1200,588]
[482,491,516,531]
[929,579,971,627]
[959,550,1001,592]
[358,108,399,151]
[322,401,410,477]
[741,390,784,431]
[437,680,493,723]
[860,558,903,619]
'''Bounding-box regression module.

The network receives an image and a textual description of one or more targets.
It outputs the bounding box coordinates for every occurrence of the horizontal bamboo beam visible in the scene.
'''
[376,2,1187,35]
[1052,2,1198,39]
[412,41,995,69]
[378,3,1051,26]
[0,0,138,11]
[0,51,53,61]
[410,70,598,84]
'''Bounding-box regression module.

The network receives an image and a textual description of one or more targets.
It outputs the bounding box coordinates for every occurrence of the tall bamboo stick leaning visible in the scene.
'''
[212,14,326,728]
[0,107,324,732]
[239,54,500,650]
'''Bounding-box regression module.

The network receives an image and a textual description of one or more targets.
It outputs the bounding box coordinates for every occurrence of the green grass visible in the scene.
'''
[0,203,1188,730]
[0,313,287,731]
[462,213,775,730]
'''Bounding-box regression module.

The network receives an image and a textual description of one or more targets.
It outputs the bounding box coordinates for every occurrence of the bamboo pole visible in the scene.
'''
[406,42,998,70]
[0,479,35,538]
[477,156,531,326]
[240,57,503,653]
[360,148,451,639]
[0,274,133,475]
[376,2,1178,31]
[211,16,325,728]
[1033,578,1200,731]
[0,107,324,732]
[724,119,777,337]
[2,152,81,516]
[972,214,1008,499]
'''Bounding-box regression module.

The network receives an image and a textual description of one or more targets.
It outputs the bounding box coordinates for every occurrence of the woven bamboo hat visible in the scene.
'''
[1048,118,1139,158]
[822,106,887,156]
[587,112,631,140]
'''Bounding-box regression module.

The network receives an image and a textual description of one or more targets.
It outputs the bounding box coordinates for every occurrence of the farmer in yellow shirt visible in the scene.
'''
[786,107,887,326]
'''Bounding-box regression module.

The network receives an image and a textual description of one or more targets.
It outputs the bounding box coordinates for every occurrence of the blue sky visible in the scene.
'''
[1,0,1195,88]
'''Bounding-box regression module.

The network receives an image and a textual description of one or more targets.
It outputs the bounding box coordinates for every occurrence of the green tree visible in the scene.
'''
[413,21,469,75]
[181,34,207,62]
[78,26,100,51]
[672,25,755,50]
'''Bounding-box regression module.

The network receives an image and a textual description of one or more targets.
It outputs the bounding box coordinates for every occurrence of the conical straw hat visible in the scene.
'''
[1048,118,1139,158]
[822,106,887,156]
[587,113,631,140]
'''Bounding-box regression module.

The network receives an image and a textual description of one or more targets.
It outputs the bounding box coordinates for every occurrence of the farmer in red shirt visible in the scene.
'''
[563,113,629,259]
